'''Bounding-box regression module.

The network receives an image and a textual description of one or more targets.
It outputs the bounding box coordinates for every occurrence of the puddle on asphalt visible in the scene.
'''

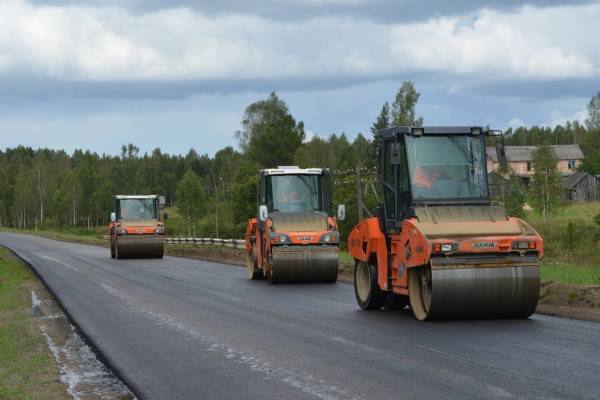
[31,289,135,400]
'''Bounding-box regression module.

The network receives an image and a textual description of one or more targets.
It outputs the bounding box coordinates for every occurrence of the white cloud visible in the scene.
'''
[304,129,317,142]
[0,0,598,83]
[547,109,588,127]
[507,117,525,129]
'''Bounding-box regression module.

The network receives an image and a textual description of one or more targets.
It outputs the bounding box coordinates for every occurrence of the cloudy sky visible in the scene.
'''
[0,0,599,156]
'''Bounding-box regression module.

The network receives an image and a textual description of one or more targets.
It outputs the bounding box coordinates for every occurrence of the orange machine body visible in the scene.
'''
[244,166,341,283]
[348,215,544,297]
[245,216,339,276]
[108,195,165,259]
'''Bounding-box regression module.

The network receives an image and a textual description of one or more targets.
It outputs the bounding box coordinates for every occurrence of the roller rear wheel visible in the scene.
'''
[247,244,262,280]
[409,265,433,320]
[354,260,385,310]
[267,252,278,284]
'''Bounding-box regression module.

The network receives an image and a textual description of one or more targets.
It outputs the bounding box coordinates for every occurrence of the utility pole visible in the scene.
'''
[215,206,219,238]
[545,168,549,222]
[355,165,363,221]
[541,169,549,223]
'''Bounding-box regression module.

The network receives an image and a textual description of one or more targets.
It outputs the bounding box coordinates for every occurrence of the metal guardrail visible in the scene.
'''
[165,237,245,249]
[103,235,245,249]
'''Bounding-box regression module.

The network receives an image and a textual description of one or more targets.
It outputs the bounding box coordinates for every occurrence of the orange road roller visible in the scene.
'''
[348,126,543,320]
[245,166,345,283]
[109,195,167,259]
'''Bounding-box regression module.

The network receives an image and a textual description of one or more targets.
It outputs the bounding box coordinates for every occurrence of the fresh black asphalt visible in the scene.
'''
[1,232,599,400]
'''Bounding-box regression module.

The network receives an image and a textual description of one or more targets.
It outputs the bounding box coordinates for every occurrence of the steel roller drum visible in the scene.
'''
[270,246,339,283]
[116,235,164,259]
[410,255,540,320]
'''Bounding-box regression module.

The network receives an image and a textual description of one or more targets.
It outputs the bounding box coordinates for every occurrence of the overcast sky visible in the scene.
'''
[1,0,599,156]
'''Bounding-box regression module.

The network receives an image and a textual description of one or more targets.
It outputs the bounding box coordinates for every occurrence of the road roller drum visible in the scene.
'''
[269,246,338,283]
[115,235,164,259]
[409,261,540,320]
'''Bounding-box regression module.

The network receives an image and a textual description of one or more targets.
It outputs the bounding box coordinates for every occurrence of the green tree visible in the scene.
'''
[371,102,390,136]
[176,169,204,237]
[528,145,562,221]
[585,91,600,131]
[32,153,51,227]
[294,136,329,168]
[235,92,305,168]
[391,81,423,127]
[580,135,600,175]
[0,165,12,226]
[369,102,390,165]
[505,179,525,218]
[12,166,34,229]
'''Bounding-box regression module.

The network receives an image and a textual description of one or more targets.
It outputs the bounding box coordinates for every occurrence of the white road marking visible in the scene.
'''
[99,283,134,301]
[331,335,379,353]
[143,309,365,400]
[35,253,80,271]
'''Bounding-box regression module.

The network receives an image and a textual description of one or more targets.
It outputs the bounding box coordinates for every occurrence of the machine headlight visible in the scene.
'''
[118,228,127,235]
[271,234,290,244]
[512,240,536,250]
[320,233,338,243]
[432,242,457,253]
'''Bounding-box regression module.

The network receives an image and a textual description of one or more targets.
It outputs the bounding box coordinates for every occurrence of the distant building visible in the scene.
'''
[486,144,584,178]
[564,171,600,203]
[485,144,599,203]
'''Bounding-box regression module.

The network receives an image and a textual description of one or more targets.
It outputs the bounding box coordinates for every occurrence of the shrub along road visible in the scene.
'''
[1,232,599,400]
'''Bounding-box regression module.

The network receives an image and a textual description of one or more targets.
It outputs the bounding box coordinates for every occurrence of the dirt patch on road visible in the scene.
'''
[537,281,600,322]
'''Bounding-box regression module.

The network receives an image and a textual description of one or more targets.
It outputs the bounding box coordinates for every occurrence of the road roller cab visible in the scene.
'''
[348,126,544,320]
[109,195,167,259]
[245,166,345,283]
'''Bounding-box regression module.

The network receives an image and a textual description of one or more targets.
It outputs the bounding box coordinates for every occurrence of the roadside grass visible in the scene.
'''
[541,262,600,285]
[0,247,70,399]
[339,251,353,265]
[162,207,189,237]
[528,202,600,222]
[525,203,600,283]
[0,226,105,246]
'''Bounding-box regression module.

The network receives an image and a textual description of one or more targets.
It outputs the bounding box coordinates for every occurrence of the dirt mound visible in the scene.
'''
[537,281,600,322]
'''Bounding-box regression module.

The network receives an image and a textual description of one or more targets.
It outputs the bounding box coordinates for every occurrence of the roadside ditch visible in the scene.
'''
[0,246,135,400]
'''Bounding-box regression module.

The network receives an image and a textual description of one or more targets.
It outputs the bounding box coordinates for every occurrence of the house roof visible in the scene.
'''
[486,144,584,162]
[563,171,599,189]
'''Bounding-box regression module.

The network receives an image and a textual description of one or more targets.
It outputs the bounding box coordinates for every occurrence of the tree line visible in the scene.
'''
[1,83,600,238]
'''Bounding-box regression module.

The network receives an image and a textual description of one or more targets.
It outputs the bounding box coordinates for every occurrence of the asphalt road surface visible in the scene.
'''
[1,232,599,400]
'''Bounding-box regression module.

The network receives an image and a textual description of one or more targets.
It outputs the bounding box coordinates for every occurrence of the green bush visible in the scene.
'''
[505,179,525,218]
